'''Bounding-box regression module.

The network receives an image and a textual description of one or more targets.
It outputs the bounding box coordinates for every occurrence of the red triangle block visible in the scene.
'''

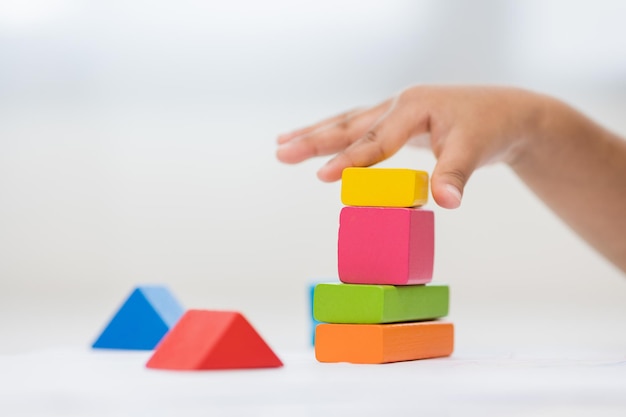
[146,309,283,370]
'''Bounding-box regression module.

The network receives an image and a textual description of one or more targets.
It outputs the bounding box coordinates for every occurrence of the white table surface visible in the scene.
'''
[1,346,625,417]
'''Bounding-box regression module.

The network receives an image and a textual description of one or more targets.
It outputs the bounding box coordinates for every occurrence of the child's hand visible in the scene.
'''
[276,85,626,272]
[276,86,545,209]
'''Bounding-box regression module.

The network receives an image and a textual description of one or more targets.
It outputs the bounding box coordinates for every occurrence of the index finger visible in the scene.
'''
[277,108,366,145]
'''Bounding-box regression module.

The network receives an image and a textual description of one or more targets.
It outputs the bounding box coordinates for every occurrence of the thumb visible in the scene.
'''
[430,134,480,209]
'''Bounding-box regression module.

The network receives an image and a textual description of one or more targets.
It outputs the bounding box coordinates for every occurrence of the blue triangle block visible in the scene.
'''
[92,285,184,350]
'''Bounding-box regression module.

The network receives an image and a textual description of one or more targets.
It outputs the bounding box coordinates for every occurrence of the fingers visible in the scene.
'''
[430,130,482,209]
[317,99,427,181]
[406,132,432,148]
[276,108,364,145]
[276,102,390,164]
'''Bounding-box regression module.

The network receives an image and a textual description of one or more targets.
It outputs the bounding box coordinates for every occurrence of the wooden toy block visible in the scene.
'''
[341,167,429,208]
[338,207,434,285]
[146,310,283,370]
[92,285,184,350]
[309,279,339,345]
[315,321,453,364]
[309,282,321,346]
[314,283,448,324]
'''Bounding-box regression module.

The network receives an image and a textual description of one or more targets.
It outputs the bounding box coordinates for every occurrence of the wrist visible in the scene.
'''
[507,90,564,171]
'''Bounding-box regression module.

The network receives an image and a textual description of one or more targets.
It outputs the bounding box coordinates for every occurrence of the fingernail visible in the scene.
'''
[277,142,292,151]
[445,184,462,204]
[277,133,294,144]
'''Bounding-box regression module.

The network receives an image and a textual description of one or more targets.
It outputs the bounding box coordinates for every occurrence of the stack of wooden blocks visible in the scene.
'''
[313,168,454,364]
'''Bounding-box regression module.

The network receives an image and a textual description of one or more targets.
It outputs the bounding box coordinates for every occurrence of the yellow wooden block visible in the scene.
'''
[341,168,429,207]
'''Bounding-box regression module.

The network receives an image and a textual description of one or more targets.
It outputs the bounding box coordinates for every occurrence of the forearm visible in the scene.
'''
[511,95,626,272]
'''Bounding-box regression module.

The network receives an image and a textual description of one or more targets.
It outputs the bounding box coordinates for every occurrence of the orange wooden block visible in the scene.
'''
[315,322,453,364]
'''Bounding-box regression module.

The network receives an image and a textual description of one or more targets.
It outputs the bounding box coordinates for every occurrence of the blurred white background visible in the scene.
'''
[1,0,625,353]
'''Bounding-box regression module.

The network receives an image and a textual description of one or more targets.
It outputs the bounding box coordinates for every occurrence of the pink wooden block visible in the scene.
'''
[338,207,434,285]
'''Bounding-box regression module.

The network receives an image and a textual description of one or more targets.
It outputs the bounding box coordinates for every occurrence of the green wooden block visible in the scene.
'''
[313,283,449,324]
